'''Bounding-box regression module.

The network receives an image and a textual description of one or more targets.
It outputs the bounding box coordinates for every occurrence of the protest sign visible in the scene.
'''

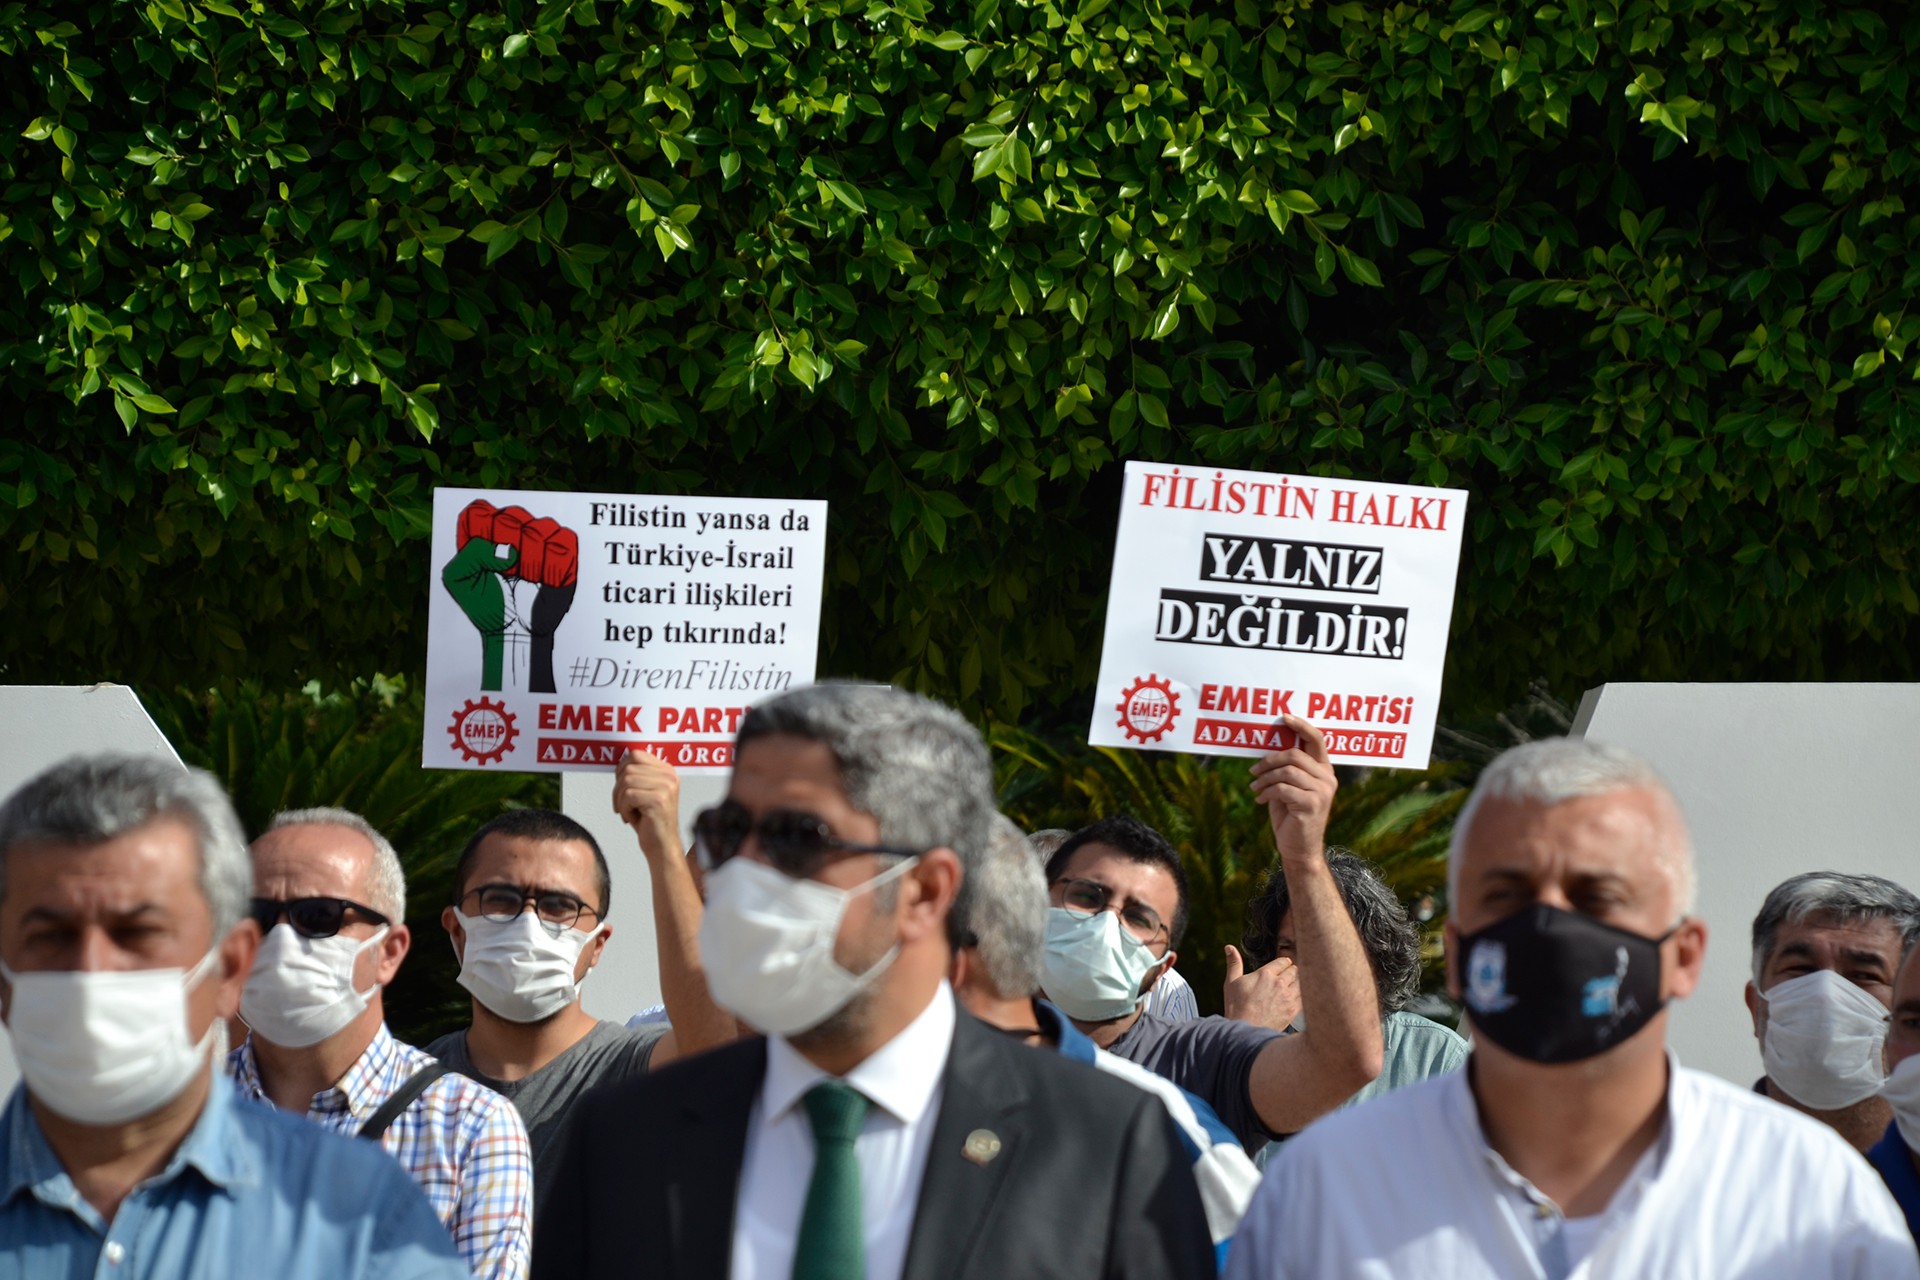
[425,487,827,774]
[1088,462,1467,768]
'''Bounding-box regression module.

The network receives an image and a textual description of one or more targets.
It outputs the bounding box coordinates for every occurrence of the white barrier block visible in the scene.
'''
[1573,682,1920,1085]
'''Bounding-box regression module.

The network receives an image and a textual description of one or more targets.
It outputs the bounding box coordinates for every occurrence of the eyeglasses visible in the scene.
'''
[1051,877,1169,950]
[250,896,390,940]
[692,800,926,878]
[459,884,603,933]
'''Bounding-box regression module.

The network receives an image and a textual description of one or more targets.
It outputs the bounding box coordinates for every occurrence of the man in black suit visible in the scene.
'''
[532,683,1213,1280]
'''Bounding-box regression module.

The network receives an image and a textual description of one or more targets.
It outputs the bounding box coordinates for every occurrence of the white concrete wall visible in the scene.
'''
[0,686,185,1100]
[1572,682,1920,1085]
[558,770,729,1023]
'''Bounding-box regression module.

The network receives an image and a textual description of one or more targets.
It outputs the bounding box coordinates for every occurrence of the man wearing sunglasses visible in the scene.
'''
[0,755,466,1279]
[230,809,533,1280]
[532,682,1212,1280]
[427,808,686,1216]
[1039,717,1385,1154]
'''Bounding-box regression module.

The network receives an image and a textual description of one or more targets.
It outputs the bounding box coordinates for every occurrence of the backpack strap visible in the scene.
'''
[358,1061,453,1142]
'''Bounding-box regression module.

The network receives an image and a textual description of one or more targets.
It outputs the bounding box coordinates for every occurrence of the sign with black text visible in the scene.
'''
[425,487,827,773]
[1089,462,1466,768]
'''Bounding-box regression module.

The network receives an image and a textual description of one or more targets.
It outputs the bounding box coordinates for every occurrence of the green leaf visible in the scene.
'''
[483,225,522,265]
[824,180,867,213]
[972,136,1013,183]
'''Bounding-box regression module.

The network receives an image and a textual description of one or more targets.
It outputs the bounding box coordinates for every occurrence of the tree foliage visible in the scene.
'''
[4,0,1919,721]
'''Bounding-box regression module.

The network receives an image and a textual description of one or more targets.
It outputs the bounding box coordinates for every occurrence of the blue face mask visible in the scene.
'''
[1040,907,1166,1022]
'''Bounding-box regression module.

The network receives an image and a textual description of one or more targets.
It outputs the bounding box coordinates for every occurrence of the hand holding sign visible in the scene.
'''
[1088,462,1466,767]
[1249,715,1337,866]
[613,748,683,865]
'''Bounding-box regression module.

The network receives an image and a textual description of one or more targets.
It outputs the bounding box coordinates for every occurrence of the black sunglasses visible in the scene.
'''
[692,800,926,877]
[250,896,391,940]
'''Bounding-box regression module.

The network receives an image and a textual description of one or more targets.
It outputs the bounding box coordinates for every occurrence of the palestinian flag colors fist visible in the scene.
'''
[457,499,580,589]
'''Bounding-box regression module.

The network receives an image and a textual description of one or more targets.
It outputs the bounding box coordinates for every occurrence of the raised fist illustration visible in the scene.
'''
[442,535,519,691]
[450,500,580,693]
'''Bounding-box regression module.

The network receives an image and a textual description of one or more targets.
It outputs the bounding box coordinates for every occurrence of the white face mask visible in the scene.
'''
[1,946,223,1125]
[1882,1055,1920,1153]
[454,910,602,1024]
[697,855,917,1038]
[241,923,389,1049]
[1759,969,1890,1110]
[1041,907,1165,1022]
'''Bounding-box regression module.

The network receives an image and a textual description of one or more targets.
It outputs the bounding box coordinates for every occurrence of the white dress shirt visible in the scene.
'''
[1225,1052,1919,1280]
[731,983,956,1280]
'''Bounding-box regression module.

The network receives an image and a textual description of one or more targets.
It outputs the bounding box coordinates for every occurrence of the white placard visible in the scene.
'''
[1088,461,1467,768]
[425,487,828,774]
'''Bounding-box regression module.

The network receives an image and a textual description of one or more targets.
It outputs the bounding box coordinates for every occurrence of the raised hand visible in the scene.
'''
[442,537,519,691]
[613,749,683,864]
[1249,715,1338,866]
[1223,945,1303,1032]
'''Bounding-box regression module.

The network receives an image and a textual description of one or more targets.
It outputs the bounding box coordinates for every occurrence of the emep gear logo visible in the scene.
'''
[1116,674,1180,743]
[449,697,519,765]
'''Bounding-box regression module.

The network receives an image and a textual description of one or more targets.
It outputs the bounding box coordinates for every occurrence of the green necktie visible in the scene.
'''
[792,1080,871,1280]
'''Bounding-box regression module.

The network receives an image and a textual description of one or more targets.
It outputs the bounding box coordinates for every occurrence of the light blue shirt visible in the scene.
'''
[0,1073,467,1280]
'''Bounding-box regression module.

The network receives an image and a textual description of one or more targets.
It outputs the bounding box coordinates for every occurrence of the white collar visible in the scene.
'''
[1448,1048,1681,1210]
[763,982,956,1126]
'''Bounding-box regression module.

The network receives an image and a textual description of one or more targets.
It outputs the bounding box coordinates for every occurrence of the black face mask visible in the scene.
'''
[1458,903,1672,1064]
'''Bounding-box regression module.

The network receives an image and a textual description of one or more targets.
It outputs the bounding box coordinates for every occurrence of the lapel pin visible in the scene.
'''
[962,1129,1003,1166]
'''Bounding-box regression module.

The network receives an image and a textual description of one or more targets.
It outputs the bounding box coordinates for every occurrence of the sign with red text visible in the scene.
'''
[1088,462,1466,768]
[425,487,827,774]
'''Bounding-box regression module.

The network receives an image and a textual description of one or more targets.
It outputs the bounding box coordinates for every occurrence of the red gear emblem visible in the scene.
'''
[1115,675,1180,744]
[449,697,519,765]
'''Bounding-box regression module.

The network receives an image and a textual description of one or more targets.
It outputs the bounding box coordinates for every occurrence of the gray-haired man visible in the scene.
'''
[0,755,464,1278]
[1227,738,1916,1280]
[952,816,1258,1267]
[231,808,533,1278]
[534,682,1212,1279]
[1744,871,1920,1152]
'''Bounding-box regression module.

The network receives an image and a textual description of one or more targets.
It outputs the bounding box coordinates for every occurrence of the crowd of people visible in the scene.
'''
[0,680,1915,1278]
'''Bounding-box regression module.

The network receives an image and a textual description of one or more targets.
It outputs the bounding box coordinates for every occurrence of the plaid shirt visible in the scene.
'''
[231,1023,533,1280]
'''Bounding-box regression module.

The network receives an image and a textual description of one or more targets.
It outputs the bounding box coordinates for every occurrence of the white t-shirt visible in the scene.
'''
[1225,1054,1918,1280]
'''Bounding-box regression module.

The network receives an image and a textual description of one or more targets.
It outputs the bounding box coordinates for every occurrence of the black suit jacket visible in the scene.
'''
[532,1008,1215,1279]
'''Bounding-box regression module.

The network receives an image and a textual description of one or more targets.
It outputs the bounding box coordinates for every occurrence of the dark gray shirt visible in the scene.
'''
[1105,1011,1282,1152]
[427,1019,666,1212]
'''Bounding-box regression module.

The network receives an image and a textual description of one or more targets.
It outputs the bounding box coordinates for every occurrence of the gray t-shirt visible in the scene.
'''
[426,1019,666,1210]
[1105,1011,1282,1153]
[1254,1009,1471,1170]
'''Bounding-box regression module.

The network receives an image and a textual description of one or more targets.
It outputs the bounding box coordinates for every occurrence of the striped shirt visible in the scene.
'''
[231,1024,533,1280]
[1146,966,1200,1021]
